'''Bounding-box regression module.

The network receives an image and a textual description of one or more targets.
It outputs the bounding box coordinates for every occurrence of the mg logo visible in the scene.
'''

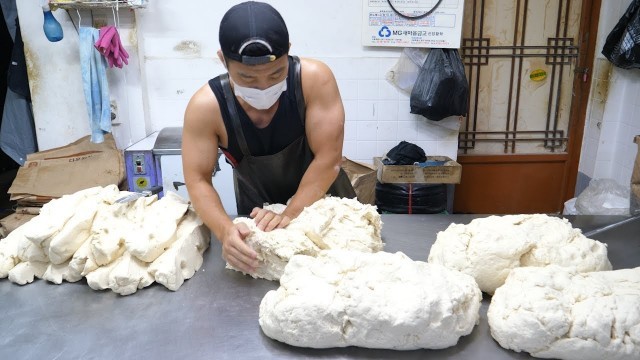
[378,26,391,37]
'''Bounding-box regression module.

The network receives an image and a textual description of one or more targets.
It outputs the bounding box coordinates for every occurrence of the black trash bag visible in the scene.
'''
[382,141,426,165]
[410,48,469,121]
[375,182,446,214]
[602,0,640,69]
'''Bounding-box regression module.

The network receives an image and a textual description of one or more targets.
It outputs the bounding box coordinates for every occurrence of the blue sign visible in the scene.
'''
[378,26,391,38]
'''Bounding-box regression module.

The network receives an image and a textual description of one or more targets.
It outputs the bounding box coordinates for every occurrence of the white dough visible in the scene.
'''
[69,237,99,277]
[107,252,154,296]
[89,194,157,266]
[85,251,154,295]
[227,197,384,281]
[7,261,48,285]
[48,197,99,264]
[230,217,319,281]
[0,229,21,278]
[89,203,131,266]
[262,203,287,214]
[488,265,640,360]
[259,250,481,350]
[0,187,210,295]
[42,260,83,284]
[17,237,48,263]
[149,212,210,291]
[125,192,189,263]
[22,186,103,253]
[287,197,383,252]
[428,214,612,294]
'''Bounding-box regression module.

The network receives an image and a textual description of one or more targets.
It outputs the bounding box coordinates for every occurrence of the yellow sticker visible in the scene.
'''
[530,69,547,81]
[135,177,148,188]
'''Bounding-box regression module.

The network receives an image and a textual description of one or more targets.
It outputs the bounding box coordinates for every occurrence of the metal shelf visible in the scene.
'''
[50,1,145,10]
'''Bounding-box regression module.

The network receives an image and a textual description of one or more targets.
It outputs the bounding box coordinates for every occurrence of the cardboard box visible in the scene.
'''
[374,156,462,184]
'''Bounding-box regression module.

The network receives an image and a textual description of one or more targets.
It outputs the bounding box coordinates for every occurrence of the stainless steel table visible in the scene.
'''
[1,215,638,359]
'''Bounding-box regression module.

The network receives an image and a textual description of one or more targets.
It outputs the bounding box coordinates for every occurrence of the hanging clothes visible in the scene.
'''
[95,25,129,68]
[1,2,37,166]
[79,27,111,143]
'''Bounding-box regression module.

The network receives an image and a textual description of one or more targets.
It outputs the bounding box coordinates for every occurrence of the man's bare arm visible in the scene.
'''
[253,58,346,231]
[183,85,257,272]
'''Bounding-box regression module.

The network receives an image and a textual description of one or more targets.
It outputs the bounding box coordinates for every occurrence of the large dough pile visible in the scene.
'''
[0,185,210,295]
[228,197,383,281]
[427,214,612,294]
[488,265,640,360]
[259,250,481,350]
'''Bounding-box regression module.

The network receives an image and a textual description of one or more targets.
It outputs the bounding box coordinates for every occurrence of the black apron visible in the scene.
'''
[218,61,356,215]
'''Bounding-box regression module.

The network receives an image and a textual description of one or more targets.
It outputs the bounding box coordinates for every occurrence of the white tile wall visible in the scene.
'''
[578,0,640,193]
[332,58,460,163]
[111,1,461,165]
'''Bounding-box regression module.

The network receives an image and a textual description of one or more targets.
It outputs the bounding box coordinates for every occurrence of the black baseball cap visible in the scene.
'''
[219,1,290,65]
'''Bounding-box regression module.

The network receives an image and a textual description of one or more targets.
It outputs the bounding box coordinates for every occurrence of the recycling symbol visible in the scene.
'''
[378,26,391,38]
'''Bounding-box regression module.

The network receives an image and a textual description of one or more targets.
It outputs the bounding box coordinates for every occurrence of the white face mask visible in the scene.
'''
[230,77,287,110]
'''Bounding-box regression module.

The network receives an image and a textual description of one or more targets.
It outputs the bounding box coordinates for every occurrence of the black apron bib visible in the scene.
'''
[219,69,355,215]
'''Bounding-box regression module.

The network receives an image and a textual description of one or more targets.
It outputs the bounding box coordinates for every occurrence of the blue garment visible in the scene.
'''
[1,88,36,165]
[79,27,111,143]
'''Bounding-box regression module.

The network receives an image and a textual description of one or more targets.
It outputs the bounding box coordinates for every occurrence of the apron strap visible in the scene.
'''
[291,56,305,128]
[220,73,251,157]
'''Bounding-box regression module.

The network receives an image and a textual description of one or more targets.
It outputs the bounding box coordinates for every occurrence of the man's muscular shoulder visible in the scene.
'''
[184,83,227,146]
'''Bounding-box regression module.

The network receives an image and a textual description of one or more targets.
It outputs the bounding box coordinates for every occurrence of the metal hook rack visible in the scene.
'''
[49,1,147,10]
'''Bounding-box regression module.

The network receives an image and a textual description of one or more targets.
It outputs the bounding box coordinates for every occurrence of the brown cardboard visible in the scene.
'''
[8,134,125,199]
[631,135,640,215]
[374,156,462,184]
[341,157,376,205]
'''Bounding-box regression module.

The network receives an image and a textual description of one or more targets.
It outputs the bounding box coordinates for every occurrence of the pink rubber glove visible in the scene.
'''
[95,26,116,54]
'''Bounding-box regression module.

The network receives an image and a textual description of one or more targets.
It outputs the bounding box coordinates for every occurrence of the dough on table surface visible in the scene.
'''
[8,261,48,285]
[227,196,383,280]
[42,260,83,284]
[125,192,189,263]
[230,217,318,281]
[428,214,612,294]
[488,265,640,360]
[287,196,383,252]
[259,250,481,350]
[0,186,210,295]
[149,212,210,291]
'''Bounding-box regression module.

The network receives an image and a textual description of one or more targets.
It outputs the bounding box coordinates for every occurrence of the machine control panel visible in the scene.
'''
[133,154,146,175]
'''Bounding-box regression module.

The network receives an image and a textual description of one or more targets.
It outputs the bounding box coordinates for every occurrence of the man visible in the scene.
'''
[182,1,356,274]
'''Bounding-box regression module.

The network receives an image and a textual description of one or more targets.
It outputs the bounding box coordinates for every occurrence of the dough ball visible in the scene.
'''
[488,265,640,360]
[259,250,481,350]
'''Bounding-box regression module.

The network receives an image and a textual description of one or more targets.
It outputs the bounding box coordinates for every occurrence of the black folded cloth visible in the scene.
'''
[382,141,426,165]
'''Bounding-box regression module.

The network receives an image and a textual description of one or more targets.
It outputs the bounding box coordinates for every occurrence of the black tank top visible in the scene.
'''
[208,56,304,166]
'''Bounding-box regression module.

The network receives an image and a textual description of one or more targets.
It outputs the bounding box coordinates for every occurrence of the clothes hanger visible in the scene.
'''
[111,1,120,29]
[76,8,82,28]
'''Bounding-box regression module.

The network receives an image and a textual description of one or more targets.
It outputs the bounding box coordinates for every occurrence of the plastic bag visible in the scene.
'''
[575,179,630,216]
[386,48,430,95]
[410,48,469,121]
[563,197,578,215]
[375,182,446,214]
[602,0,640,69]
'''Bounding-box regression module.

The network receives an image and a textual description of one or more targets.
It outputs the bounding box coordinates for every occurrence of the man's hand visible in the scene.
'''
[250,207,291,232]
[221,222,258,274]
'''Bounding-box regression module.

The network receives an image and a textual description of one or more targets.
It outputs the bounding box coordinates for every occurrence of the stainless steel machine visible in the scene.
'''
[123,127,237,214]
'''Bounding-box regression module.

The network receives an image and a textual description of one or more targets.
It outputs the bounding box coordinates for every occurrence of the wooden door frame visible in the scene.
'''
[455,0,602,213]
[563,0,602,202]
